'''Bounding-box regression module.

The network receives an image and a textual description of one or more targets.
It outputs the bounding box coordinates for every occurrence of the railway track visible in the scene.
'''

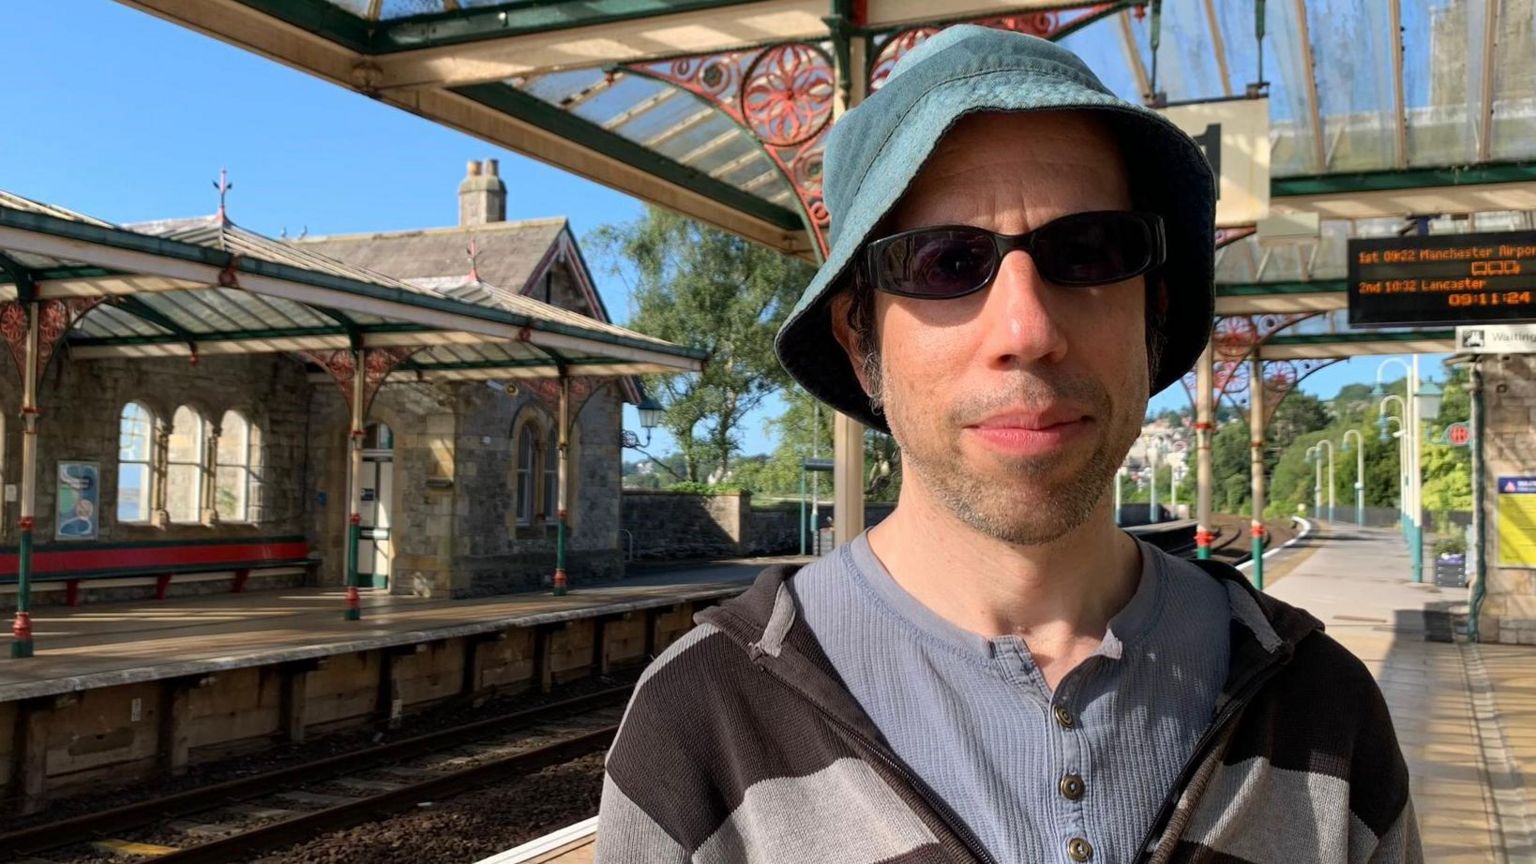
[0,688,629,864]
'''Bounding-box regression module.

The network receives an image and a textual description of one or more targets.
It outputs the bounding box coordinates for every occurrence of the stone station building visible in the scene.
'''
[0,163,686,611]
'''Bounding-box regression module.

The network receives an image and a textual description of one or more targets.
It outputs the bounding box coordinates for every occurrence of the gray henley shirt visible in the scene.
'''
[791,533,1231,864]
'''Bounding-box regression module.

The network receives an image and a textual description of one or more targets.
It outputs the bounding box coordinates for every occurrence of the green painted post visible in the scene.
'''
[554,517,568,596]
[1251,529,1264,591]
[799,469,807,556]
[345,515,361,621]
[12,523,33,658]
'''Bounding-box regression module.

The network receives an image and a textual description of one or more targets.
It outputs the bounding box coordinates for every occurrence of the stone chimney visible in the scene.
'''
[458,158,506,226]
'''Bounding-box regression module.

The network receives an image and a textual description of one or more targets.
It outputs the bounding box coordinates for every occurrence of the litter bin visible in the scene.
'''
[1434,553,1467,589]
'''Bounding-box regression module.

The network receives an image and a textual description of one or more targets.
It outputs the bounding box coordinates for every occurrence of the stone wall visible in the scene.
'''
[1476,355,1536,644]
[623,491,749,559]
[620,493,900,559]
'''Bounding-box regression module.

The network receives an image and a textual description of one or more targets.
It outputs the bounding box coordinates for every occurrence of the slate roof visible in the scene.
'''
[295,218,571,312]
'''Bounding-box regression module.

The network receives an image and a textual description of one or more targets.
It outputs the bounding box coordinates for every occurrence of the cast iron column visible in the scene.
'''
[1195,345,1214,559]
[11,303,39,658]
[554,374,571,596]
[344,350,365,621]
[1249,356,1265,589]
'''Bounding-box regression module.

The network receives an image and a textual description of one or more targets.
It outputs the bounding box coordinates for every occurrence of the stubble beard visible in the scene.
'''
[868,350,1142,546]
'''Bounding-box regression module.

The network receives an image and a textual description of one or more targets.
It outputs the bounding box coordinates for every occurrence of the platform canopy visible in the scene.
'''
[0,191,707,383]
[118,0,1536,262]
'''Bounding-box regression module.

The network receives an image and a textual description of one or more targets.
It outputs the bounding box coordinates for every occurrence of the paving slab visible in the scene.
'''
[1267,524,1534,864]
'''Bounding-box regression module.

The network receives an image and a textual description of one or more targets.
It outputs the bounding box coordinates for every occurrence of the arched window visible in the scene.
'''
[216,410,252,523]
[516,421,539,526]
[166,406,205,524]
[117,402,155,523]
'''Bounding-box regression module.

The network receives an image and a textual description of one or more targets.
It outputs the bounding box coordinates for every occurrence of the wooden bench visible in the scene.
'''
[0,536,314,606]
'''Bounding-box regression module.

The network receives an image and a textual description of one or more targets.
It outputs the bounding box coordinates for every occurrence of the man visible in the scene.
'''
[597,26,1419,864]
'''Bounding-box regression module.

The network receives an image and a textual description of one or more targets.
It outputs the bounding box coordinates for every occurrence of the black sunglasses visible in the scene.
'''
[862,211,1166,298]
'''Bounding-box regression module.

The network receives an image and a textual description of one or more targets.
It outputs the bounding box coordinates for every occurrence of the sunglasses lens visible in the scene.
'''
[872,229,995,297]
[1033,212,1154,286]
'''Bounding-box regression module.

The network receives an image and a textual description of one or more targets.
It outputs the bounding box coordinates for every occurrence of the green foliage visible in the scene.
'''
[1257,364,1471,519]
[587,208,814,483]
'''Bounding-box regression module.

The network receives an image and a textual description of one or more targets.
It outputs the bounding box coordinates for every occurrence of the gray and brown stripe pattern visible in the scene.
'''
[597,561,1421,864]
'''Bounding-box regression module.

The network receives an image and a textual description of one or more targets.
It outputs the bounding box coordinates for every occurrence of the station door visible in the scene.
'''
[359,423,394,589]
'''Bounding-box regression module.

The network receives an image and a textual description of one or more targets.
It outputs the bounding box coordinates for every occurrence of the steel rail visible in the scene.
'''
[150,725,619,864]
[0,686,632,857]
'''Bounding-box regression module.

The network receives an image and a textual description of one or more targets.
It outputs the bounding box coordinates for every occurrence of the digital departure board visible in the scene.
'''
[1348,230,1536,327]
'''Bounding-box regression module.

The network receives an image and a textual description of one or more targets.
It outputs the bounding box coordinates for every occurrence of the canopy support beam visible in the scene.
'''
[1291,0,1326,171]
[1388,0,1407,169]
[1478,0,1500,162]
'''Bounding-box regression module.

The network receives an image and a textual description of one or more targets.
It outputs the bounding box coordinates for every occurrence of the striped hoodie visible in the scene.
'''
[596,559,1422,864]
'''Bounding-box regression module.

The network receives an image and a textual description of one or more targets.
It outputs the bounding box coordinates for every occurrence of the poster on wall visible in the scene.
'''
[55,462,100,541]
[1496,476,1536,568]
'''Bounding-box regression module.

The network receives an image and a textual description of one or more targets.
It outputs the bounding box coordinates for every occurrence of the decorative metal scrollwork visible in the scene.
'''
[742,43,835,147]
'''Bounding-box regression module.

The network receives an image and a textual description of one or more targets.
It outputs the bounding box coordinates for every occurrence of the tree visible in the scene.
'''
[588,208,815,482]
[1266,391,1330,451]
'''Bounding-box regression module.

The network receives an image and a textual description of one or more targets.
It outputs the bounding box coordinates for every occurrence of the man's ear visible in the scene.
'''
[828,291,875,397]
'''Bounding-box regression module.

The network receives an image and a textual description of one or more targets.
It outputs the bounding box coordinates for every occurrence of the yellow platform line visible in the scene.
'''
[92,838,181,857]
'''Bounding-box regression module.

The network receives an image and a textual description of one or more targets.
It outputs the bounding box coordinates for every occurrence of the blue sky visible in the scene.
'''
[2,2,1447,458]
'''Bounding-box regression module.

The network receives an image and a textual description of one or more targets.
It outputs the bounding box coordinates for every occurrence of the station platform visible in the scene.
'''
[1266,525,1536,863]
[0,557,798,702]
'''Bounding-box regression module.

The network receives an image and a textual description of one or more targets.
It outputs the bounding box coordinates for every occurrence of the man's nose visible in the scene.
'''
[976,249,1070,369]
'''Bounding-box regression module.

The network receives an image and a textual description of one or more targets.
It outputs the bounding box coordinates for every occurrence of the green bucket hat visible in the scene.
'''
[774,24,1216,433]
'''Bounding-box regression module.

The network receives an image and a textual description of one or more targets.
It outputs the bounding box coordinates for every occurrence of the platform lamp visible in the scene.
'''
[1406,378,1443,583]
[1341,430,1366,526]
[1305,445,1322,518]
[622,394,665,450]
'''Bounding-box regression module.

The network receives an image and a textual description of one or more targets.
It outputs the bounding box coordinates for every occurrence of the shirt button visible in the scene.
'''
[1053,705,1075,729]
[1066,837,1094,862]
[1059,773,1086,801]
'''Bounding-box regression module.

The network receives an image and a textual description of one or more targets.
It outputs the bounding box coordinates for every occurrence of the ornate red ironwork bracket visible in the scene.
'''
[622,3,1120,257]
[0,297,104,390]
[301,347,419,420]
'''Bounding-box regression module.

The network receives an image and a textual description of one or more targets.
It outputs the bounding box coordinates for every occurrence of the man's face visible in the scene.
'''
[834,111,1149,545]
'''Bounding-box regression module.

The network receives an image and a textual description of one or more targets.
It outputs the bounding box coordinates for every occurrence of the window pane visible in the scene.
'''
[117,463,151,522]
[168,407,203,463]
[167,464,201,523]
[216,466,247,522]
[218,411,248,466]
[119,403,152,462]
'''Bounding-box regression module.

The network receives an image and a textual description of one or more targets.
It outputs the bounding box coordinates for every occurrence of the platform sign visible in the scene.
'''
[55,462,99,541]
[1349,230,1536,327]
[1497,476,1536,567]
[1456,323,1536,353]
[1157,98,1270,227]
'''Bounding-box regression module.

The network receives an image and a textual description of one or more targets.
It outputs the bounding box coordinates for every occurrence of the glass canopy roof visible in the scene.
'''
[121,0,1536,263]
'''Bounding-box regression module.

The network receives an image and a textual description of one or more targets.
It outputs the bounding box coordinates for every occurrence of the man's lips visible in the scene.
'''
[964,409,1092,456]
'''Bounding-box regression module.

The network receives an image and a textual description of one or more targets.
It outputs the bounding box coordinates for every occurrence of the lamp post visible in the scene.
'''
[1171,462,1185,513]
[1145,434,1169,523]
[1411,376,1443,583]
[1315,439,1336,523]
[1376,357,1427,582]
[1378,395,1408,539]
[1306,446,1321,518]
[1341,429,1366,525]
